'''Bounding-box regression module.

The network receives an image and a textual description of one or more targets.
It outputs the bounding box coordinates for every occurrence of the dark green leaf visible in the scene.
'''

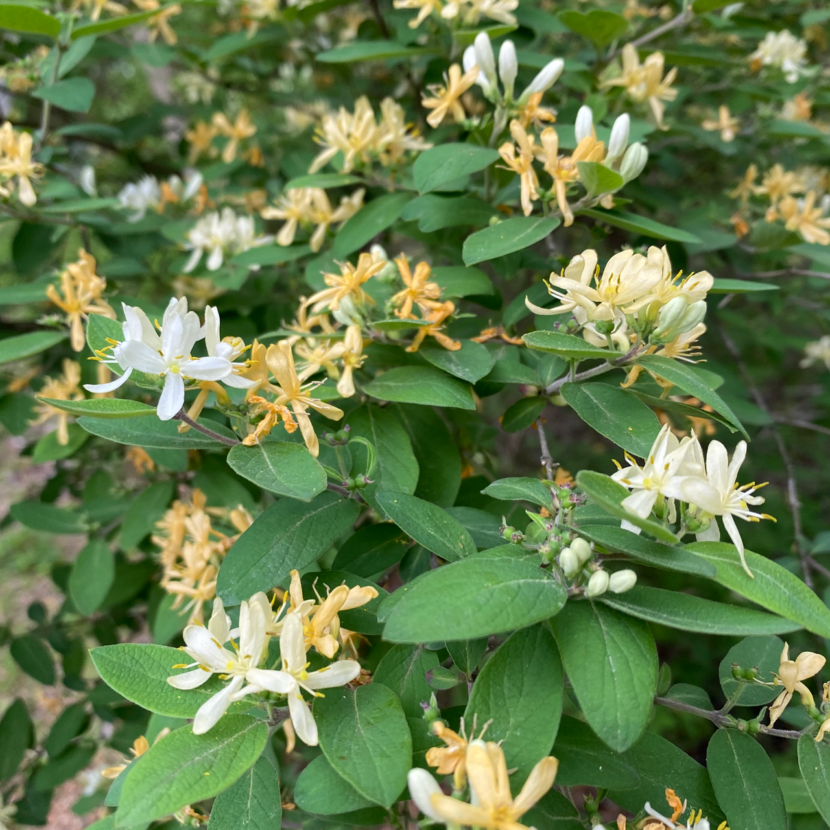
[413,144,500,194]
[482,477,552,508]
[333,192,413,257]
[364,367,475,410]
[332,523,410,577]
[78,415,239,449]
[501,397,546,433]
[226,441,327,502]
[316,40,435,63]
[374,645,439,718]
[718,636,783,706]
[207,756,282,830]
[0,331,66,365]
[120,481,175,551]
[463,217,560,266]
[69,539,115,615]
[523,330,612,361]
[33,77,95,113]
[580,209,702,243]
[798,736,830,824]
[294,755,375,815]
[36,397,156,419]
[559,9,629,46]
[0,699,33,781]
[419,340,495,383]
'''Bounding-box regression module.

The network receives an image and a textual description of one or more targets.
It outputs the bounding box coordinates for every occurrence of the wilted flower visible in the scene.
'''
[768,643,825,728]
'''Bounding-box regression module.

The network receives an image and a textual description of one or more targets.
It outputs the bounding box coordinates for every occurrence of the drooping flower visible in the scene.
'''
[777,192,830,245]
[308,97,381,174]
[393,0,442,28]
[133,0,181,44]
[422,63,480,129]
[768,643,825,728]
[337,325,366,398]
[0,123,44,206]
[406,300,461,353]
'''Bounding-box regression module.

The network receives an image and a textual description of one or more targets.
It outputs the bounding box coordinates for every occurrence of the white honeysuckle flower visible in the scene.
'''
[167,597,268,735]
[183,208,272,273]
[474,31,497,90]
[750,30,808,83]
[680,440,772,577]
[116,304,232,420]
[167,169,204,202]
[520,57,564,100]
[203,305,257,388]
[118,174,162,222]
[801,335,830,371]
[611,423,696,525]
[245,612,361,746]
[498,40,517,99]
[407,768,446,824]
[463,45,491,94]
[574,105,594,144]
[607,113,630,162]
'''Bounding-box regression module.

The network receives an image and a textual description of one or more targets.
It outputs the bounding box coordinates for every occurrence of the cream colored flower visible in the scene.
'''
[391,254,442,319]
[422,63,479,129]
[801,336,830,371]
[305,252,386,314]
[768,643,825,728]
[750,30,808,83]
[498,120,539,216]
[0,124,44,207]
[605,45,678,129]
[337,324,366,398]
[212,110,257,164]
[702,106,739,142]
[778,192,830,245]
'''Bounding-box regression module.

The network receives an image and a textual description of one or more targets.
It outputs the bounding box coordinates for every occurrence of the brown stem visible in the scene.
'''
[174,409,239,447]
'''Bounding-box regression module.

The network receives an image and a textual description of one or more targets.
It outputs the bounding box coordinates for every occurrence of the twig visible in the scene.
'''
[736,268,830,282]
[174,409,239,447]
[536,419,555,481]
[609,7,694,59]
[717,326,812,588]
[654,696,805,740]
[546,362,615,395]
[367,0,390,39]
[38,45,63,149]
[773,417,830,437]
[805,555,830,581]
[327,482,353,498]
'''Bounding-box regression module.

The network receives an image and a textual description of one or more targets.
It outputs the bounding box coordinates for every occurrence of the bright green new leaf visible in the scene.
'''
[463,217,560,266]
[226,441,327,501]
[364,367,476,410]
[576,161,625,195]
[0,4,60,35]
[72,7,167,38]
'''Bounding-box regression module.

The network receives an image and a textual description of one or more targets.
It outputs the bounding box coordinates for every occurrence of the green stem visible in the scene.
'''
[39,44,63,149]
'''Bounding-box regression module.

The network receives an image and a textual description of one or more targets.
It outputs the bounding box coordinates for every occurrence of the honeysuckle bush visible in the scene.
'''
[4,1,830,829]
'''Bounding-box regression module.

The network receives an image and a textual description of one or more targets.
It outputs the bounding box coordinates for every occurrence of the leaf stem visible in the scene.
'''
[174,409,239,447]
[38,44,63,149]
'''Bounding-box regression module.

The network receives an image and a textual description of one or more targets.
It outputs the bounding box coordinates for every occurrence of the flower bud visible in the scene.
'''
[559,547,580,578]
[586,569,610,598]
[654,296,689,338]
[609,569,637,594]
[607,113,630,162]
[521,57,564,99]
[575,105,593,143]
[464,43,492,95]
[79,164,97,196]
[570,537,593,566]
[499,40,518,99]
[677,300,707,334]
[474,32,498,90]
[620,142,648,182]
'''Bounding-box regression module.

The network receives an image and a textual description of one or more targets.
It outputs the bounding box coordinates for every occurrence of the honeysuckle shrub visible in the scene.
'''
[2,0,830,828]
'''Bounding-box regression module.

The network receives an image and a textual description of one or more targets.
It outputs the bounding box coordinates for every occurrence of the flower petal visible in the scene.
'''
[305,660,361,690]
[287,689,317,746]
[167,668,212,690]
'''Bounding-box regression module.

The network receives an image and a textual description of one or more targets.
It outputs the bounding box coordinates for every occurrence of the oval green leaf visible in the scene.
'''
[463,216,560,266]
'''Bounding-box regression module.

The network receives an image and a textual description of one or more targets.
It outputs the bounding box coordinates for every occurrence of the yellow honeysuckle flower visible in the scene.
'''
[498,120,540,217]
[515,91,557,131]
[211,110,256,164]
[394,0,442,28]
[816,682,830,742]
[406,300,461,353]
[702,105,739,143]
[425,716,491,790]
[305,252,386,314]
[102,733,161,779]
[377,98,432,165]
[604,45,678,130]
[133,0,181,44]
[32,359,84,445]
[758,164,804,207]
[422,63,479,129]
[728,165,759,206]
[242,395,298,447]
[778,192,830,245]
[309,97,381,175]
[430,741,558,830]
[769,643,826,728]
[185,121,217,164]
[265,341,344,457]
[337,324,366,398]
[295,338,345,382]
[0,124,45,207]
[391,254,442,320]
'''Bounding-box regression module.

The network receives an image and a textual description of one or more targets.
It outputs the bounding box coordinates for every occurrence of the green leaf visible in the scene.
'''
[32,423,89,463]
[120,480,175,551]
[200,28,281,60]
[117,716,268,827]
[403,194,497,232]
[364,367,476,410]
[523,791,583,830]
[685,542,830,638]
[482,477,552,508]
[283,173,364,190]
[523,330,612,361]
[32,77,95,113]
[576,525,717,579]
[0,282,53,305]
[91,644,249,718]
[36,397,157,419]
[419,340,495,383]
[707,729,787,830]
[10,499,87,534]
[0,330,65,365]
[561,382,662,456]
[609,731,723,824]
[576,471,680,543]
[207,756,282,830]
[413,144,500,194]
[316,40,435,63]
[463,217,560,266]
[78,415,239,449]
[465,625,563,783]
[446,638,488,676]
[333,192,413,257]
[718,636,783,706]
[376,492,476,562]
[710,278,780,293]
[601,586,802,636]
[501,397,546,433]
[485,360,540,385]
[374,645,439,718]
[294,755,375,815]
[315,684,412,809]
[331,523,410,577]
[44,703,88,758]
[226,441,327,502]
[32,745,96,791]
[432,266,496,299]
[798,736,830,824]
[0,699,33,781]
[580,209,702,244]
[71,7,165,38]
[633,355,747,437]
[217,492,359,604]
[780,776,816,814]
[558,9,628,47]
[0,4,60,36]
[553,716,639,790]
[69,539,115,615]
[576,161,625,195]
[551,601,657,752]
[382,556,567,643]
[10,636,54,685]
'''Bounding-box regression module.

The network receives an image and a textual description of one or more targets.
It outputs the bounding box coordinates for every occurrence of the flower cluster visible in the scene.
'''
[613,424,774,576]
[308,97,430,174]
[154,488,251,623]
[167,569,376,742]
[262,186,365,252]
[0,122,43,207]
[185,110,260,165]
[749,30,809,84]
[626,788,726,830]
[528,246,711,374]
[394,0,518,29]
[183,207,272,272]
[118,170,204,223]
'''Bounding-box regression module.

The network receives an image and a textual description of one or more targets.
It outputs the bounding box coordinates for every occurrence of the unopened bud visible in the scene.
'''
[575,105,593,143]
[731,664,745,680]
[521,58,564,99]
[609,569,637,594]
[654,296,689,338]
[474,32,498,90]
[586,569,610,597]
[620,142,648,182]
[594,319,615,335]
[422,693,441,723]
[559,547,580,578]
[607,113,630,162]
[499,40,518,99]
[570,537,593,566]
[677,300,707,334]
